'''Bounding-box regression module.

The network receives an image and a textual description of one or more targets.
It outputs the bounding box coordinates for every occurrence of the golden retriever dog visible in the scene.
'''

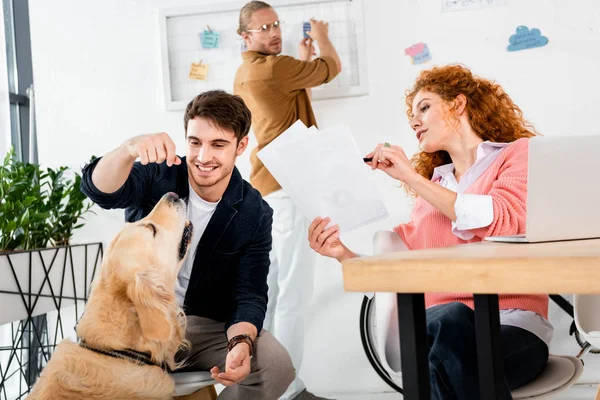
[28,192,193,400]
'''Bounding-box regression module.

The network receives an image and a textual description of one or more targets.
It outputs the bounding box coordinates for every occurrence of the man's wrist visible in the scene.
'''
[233,342,251,356]
[316,37,331,45]
[118,140,137,162]
[227,334,254,357]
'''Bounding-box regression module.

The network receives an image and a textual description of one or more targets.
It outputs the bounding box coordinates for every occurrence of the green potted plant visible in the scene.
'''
[0,149,103,393]
[0,149,94,251]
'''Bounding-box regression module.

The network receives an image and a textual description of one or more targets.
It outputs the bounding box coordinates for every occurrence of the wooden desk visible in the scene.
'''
[342,239,600,399]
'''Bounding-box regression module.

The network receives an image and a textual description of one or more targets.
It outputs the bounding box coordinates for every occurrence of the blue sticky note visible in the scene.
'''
[507,26,548,52]
[412,44,432,64]
[303,22,311,39]
[201,30,220,49]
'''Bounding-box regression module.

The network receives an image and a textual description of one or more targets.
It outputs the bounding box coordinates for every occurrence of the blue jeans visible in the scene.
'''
[427,302,549,400]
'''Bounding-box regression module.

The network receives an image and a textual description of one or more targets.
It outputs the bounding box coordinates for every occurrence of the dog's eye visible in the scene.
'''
[145,223,157,237]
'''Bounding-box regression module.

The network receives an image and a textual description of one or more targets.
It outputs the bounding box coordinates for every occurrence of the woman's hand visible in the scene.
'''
[364,143,418,184]
[308,217,356,262]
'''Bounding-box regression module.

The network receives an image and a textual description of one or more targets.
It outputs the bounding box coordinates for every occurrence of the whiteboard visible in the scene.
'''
[158,0,368,110]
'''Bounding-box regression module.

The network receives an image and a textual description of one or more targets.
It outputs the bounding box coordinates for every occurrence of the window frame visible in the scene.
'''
[3,0,36,163]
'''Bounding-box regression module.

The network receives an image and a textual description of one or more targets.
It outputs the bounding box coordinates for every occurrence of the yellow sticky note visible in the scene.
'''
[189,62,208,80]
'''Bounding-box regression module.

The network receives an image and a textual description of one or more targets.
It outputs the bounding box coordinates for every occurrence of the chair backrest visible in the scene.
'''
[373,230,408,255]
[574,294,600,347]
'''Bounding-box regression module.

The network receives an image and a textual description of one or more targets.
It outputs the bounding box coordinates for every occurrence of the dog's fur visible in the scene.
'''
[28,194,192,400]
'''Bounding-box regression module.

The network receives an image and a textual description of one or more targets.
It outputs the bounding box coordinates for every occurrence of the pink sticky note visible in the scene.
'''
[405,43,426,57]
[405,43,432,65]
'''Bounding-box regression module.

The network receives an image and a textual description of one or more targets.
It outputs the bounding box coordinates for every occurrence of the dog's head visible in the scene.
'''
[101,192,193,353]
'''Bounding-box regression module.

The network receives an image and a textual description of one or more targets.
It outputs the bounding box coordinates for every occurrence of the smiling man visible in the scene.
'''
[80,90,294,400]
[234,2,341,399]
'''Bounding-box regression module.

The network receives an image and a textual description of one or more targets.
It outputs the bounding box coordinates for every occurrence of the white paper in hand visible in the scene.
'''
[257,122,388,232]
[256,120,314,216]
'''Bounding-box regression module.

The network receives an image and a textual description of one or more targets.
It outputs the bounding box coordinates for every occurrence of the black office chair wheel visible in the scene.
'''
[574,329,600,354]
[359,295,403,394]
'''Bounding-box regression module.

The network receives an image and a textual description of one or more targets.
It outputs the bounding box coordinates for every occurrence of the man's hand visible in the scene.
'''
[298,38,316,61]
[305,18,341,72]
[123,132,181,167]
[306,19,329,42]
[210,343,251,386]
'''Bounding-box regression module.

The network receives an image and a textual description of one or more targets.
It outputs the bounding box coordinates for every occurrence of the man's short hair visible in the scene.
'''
[237,1,273,35]
[184,90,252,142]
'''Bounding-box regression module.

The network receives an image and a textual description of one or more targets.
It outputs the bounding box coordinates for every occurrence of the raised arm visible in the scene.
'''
[371,139,529,239]
[307,19,341,73]
[273,20,341,93]
[92,132,180,193]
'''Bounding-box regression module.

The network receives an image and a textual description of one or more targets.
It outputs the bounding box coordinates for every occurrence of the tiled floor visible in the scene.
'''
[215,383,598,399]
[328,384,598,399]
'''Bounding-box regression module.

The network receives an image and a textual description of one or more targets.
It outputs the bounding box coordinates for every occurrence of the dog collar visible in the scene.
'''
[79,340,171,372]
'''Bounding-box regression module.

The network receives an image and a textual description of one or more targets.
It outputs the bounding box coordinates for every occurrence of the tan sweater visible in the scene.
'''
[234,51,339,196]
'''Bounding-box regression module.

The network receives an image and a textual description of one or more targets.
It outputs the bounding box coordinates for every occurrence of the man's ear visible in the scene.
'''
[236,136,249,156]
[127,270,173,342]
[241,32,251,48]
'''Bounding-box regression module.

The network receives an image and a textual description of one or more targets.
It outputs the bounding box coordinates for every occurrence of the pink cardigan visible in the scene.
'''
[394,138,548,318]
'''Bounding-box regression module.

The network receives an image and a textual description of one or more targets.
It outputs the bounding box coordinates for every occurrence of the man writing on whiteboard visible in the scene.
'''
[235,2,341,399]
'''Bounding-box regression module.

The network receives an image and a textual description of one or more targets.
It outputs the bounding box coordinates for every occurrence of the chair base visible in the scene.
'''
[174,385,217,400]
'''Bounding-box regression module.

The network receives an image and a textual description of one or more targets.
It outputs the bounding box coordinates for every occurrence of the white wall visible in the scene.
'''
[28,0,600,395]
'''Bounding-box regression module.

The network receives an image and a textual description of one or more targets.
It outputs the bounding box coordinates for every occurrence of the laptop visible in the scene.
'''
[485,135,600,243]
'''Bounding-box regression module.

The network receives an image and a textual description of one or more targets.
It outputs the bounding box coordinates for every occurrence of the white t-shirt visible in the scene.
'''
[175,183,220,306]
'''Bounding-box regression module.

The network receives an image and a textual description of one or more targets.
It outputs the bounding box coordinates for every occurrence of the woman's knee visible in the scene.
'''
[426,302,476,355]
[502,326,549,390]
[427,302,474,331]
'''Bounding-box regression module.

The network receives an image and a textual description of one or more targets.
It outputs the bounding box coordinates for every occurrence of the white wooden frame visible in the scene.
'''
[158,0,368,111]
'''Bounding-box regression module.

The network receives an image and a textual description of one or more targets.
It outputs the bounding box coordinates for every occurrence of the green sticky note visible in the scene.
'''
[201,31,220,49]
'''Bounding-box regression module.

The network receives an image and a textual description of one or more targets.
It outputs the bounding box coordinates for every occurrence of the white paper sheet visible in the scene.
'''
[257,122,388,232]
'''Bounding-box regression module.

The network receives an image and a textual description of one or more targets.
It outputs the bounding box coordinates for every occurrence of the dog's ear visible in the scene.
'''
[127,270,173,342]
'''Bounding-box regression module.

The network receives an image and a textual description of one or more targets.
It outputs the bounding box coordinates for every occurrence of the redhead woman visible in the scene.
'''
[308,65,552,399]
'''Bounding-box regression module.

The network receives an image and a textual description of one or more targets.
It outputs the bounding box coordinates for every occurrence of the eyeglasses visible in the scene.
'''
[246,20,283,35]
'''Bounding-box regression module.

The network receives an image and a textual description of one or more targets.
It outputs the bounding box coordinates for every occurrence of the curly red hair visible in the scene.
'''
[405,65,537,184]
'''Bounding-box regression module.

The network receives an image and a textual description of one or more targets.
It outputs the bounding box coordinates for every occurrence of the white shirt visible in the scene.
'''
[432,141,553,346]
[174,183,220,306]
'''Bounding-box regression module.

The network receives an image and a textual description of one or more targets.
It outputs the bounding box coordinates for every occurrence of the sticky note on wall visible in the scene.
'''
[303,21,311,39]
[405,43,431,65]
[201,30,220,49]
[189,62,208,80]
[507,26,548,52]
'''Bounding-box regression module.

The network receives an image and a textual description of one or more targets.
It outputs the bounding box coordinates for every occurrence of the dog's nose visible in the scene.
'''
[165,192,179,203]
